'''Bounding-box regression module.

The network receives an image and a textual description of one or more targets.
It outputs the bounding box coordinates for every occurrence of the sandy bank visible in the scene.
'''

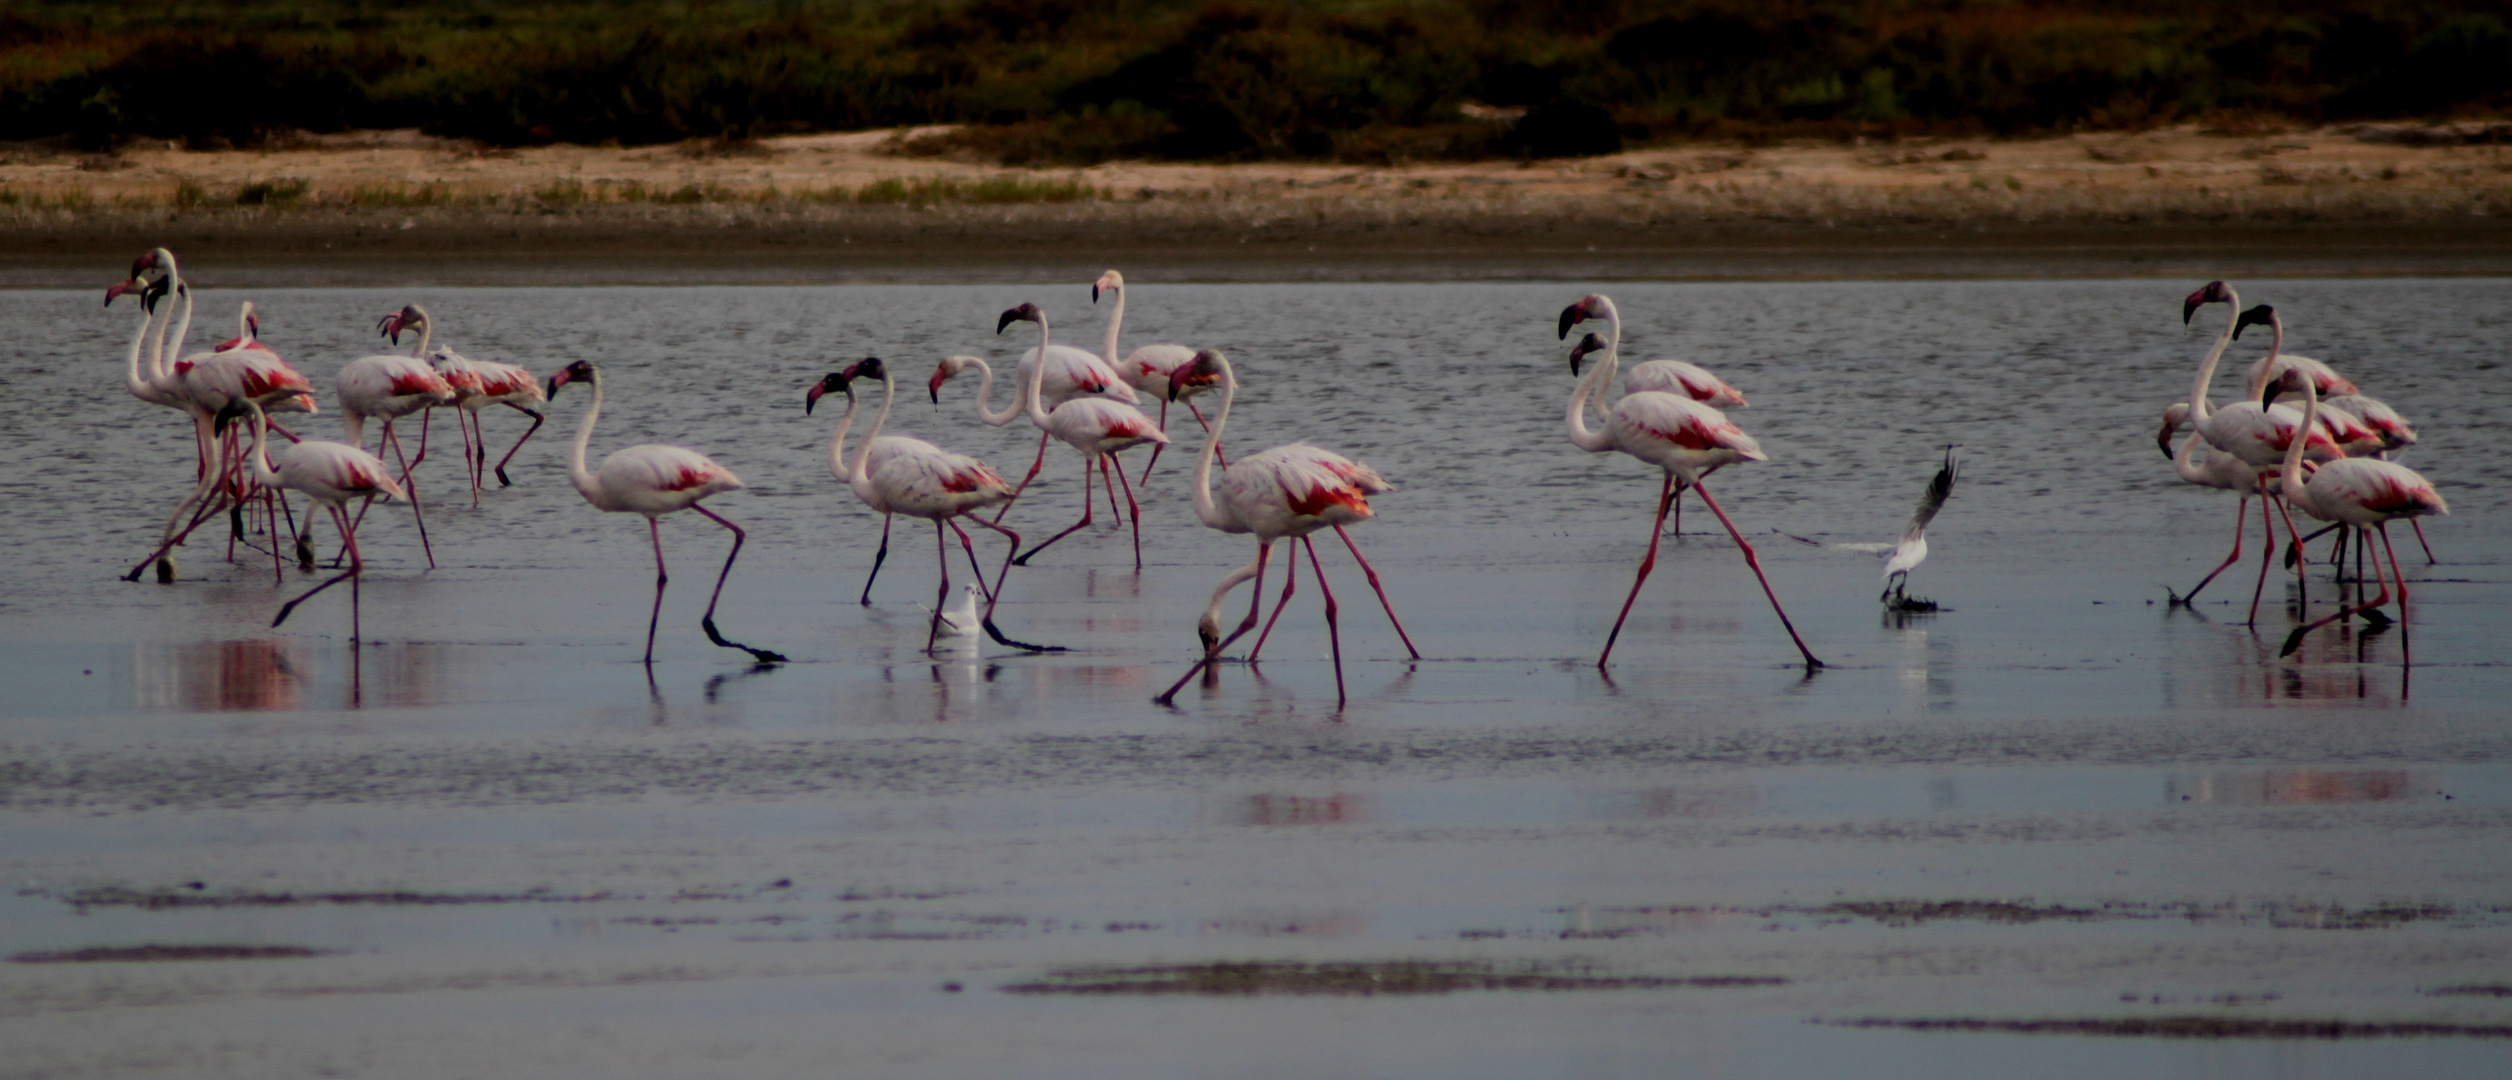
[6,123,2511,284]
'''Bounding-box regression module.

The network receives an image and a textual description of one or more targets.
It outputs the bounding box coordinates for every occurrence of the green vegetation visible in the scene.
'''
[7,2,2512,163]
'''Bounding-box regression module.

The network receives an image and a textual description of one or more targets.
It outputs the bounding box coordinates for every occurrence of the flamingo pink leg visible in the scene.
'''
[1598,474,1676,667]
[642,517,670,664]
[1137,399,1171,485]
[927,519,954,652]
[2246,478,2276,626]
[1332,524,1420,659]
[2274,494,2308,597]
[491,402,545,487]
[956,514,1062,653]
[1248,542,1301,662]
[991,431,1054,523]
[274,503,367,641]
[1110,452,1145,570]
[860,513,894,606]
[2280,526,2392,657]
[2173,495,2250,606]
[2410,518,2437,564]
[1689,481,1822,670]
[1156,544,1271,704]
[1304,535,1347,706]
[689,505,785,664]
[380,420,436,570]
[1013,452,1100,565]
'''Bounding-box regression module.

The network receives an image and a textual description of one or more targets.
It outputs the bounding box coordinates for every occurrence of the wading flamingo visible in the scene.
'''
[1152,349,1418,707]
[929,296,1139,512]
[546,360,786,666]
[221,398,404,642]
[2180,281,2345,624]
[2157,402,2290,606]
[425,343,549,505]
[340,304,457,567]
[1559,295,1821,671]
[1092,269,1216,483]
[2244,305,2448,658]
[975,303,1167,568]
[810,357,1059,653]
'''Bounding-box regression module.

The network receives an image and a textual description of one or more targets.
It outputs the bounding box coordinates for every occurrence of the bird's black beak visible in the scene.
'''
[2233,303,2273,340]
[996,307,1023,334]
[211,399,248,436]
[1557,303,1581,340]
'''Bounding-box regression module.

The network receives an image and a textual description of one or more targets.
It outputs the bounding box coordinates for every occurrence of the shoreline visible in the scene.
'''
[7,123,2512,284]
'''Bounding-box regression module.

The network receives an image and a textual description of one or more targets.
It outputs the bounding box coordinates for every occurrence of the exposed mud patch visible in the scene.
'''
[1830,1017,2512,1039]
[2428,985,2512,998]
[37,886,620,911]
[10,944,335,963]
[1003,961,1786,996]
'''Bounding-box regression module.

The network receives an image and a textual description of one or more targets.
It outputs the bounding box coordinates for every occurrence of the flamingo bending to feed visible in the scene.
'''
[2239,306,2449,657]
[339,305,457,567]
[968,303,1167,568]
[2157,403,2288,606]
[546,360,787,666]
[1152,349,1418,707]
[219,398,404,642]
[1092,269,1217,483]
[928,296,1138,513]
[811,357,1060,653]
[1559,294,1821,671]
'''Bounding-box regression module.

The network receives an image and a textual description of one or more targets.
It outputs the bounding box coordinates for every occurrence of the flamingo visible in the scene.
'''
[928,297,1138,513]
[339,304,457,567]
[545,359,786,666]
[2157,403,2290,606]
[2180,281,2346,624]
[221,398,404,642]
[1558,295,1821,671]
[1092,269,1217,483]
[1882,446,1959,607]
[424,342,549,506]
[1151,349,1418,707]
[961,304,1168,569]
[810,357,1058,653]
[1623,357,1748,407]
[2244,305,2448,657]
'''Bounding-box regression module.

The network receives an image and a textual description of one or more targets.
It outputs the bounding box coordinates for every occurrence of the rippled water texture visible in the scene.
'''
[3,278,2510,1079]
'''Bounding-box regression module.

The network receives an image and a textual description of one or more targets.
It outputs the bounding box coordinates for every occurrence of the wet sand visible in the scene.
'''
[3,278,2510,1078]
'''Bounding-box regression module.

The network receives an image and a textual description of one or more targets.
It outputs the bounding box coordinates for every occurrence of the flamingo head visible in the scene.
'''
[2155,402,2191,458]
[546,359,596,399]
[239,301,260,342]
[1567,331,1610,376]
[2182,280,2233,324]
[996,302,1042,334]
[843,356,888,385]
[1195,610,1222,657]
[378,304,427,343]
[1168,349,1227,402]
[105,249,172,309]
[928,355,979,404]
[2232,303,2277,341]
[1558,294,1608,340]
[1092,269,1123,303]
[804,370,852,416]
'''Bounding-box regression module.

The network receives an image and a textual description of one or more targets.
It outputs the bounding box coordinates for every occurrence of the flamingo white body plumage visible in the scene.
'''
[1151,349,1418,707]
[427,342,550,502]
[545,359,785,666]
[2322,394,2417,453]
[2247,304,2448,658]
[230,399,403,641]
[2158,402,2288,606]
[1623,357,1747,407]
[336,305,458,567]
[813,358,1054,652]
[966,303,1168,569]
[1559,294,1821,670]
[1093,269,1215,482]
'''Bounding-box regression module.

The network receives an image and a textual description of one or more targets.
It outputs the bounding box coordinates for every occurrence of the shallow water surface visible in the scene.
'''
[3,278,2509,1079]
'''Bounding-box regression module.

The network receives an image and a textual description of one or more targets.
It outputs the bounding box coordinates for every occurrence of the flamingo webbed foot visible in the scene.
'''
[981,619,1065,653]
[700,614,787,664]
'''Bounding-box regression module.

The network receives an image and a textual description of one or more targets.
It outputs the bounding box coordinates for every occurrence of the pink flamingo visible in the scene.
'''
[2180,281,2346,624]
[2245,305,2448,657]
[811,358,1060,652]
[1559,294,1821,671]
[1152,349,1418,707]
[546,360,785,666]
[928,298,1138,514]
[958,303,1168,569]
[224,398,404,642]
[2157,402,2287,605]
[1623,356,1747,406]
[423,341,549,506]
[340,304,457,567]
[1092,269,1217,483]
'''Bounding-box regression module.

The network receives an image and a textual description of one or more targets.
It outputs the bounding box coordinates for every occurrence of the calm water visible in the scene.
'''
[3,278,2510,1079]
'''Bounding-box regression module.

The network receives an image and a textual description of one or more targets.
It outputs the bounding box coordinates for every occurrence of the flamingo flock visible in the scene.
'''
[96,254,2451,699]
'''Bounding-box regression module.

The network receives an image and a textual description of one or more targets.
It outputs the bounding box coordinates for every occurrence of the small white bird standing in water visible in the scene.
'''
[1883,446,1960,609]
[922,582,984,648]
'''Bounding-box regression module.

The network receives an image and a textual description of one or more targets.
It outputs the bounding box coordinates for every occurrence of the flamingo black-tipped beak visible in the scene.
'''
[997,304,1035,334]
[805,373,849,416]
[211,399,249,437]
[1568,332,1607,376]
[1557,303,1582,340]
[2233,303,2273,340]
[1091,283,1102,303]
[104,278,139,307]
[2182,280,2227,324]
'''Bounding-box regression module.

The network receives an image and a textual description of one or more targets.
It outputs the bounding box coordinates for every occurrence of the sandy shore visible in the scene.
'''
[5,123,2511,284]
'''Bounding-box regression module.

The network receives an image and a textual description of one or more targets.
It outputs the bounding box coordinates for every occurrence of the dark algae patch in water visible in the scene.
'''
[1831,1018,2512,1039]
[2428,985,2512,998]
[40,885,622,911]
[1003,961,1786,996]
[11,944,334,963]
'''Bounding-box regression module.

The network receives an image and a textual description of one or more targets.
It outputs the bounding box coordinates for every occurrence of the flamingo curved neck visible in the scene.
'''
[825,389,860,484]
[1564,301,1621,454]
[2275,321,2316,509]
[2172,431,2211,483]
[963,357,1023,427]
[2187,286,2241,423]
[1025,316,1055,429]
[406,304,434,357]
[567,368,606,508]
[849,369,896,501]
[243,405,279,491]
[1187,357,1238,532]
[122,294,161,401]
[1102,286,1125,368]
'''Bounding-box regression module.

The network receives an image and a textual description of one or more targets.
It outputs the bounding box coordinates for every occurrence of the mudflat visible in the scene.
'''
[6,123,2512,284]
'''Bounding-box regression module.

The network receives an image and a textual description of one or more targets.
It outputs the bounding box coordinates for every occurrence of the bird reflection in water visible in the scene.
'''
[2269,626,2408,703]
[2168,769,2424,805]
[135,639,301,711]
[1226,792,1373,827]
